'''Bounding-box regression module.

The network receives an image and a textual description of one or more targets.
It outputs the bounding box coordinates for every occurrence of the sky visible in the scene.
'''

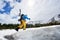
[0,0,60,24]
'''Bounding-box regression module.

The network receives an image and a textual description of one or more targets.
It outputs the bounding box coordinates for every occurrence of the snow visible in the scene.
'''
[0,25,60,40]
[0,29,16,40]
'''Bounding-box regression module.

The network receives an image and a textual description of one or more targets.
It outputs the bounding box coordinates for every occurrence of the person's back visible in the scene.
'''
[18,14,24,21]
[20,14,30,21]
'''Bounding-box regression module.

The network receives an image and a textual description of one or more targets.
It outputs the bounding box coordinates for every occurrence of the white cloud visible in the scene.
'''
[0,0,21,24]
[0,0,5,10]
[0,0,60,24]
[20,0,60,22]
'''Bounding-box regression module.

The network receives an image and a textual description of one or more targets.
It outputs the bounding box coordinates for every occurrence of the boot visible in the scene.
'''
[15,27,19,31]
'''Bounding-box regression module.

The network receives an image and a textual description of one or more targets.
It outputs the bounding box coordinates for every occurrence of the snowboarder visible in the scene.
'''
[15,14,30,31]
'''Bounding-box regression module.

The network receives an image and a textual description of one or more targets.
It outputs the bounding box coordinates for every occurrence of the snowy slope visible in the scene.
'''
[0,29,16,40]
[0,25,60,40]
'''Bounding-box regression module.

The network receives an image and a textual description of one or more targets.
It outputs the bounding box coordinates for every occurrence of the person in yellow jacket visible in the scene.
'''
[15,14,30,31]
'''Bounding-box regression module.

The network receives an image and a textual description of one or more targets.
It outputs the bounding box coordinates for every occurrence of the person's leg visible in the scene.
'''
[15,20,23,31]
[18,20,23,29]
[23,20,26,30]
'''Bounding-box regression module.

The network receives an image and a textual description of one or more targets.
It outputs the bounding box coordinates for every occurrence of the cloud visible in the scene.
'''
[0,1,14,14]
[0,0,21,24]
[16,0,21,3]
[20,0,60,23]
[0,0,60,24]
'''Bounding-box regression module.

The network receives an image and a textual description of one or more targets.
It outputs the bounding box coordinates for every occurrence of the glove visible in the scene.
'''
[28,18,30,20]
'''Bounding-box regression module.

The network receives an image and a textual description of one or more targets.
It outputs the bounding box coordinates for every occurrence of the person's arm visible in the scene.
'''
[24,15,30,20]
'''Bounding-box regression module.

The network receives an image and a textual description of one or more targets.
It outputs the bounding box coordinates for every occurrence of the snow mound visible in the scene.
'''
[4,25,60,40]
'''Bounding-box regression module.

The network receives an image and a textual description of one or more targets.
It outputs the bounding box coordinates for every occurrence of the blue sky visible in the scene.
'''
[0,0,60,24]
[0,1,13,14]
[0,0,21,14]
[0,0,21,24]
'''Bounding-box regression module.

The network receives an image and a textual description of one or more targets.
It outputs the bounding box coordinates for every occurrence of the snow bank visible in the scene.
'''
[4,25,60,40]
[0,29,16,40]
